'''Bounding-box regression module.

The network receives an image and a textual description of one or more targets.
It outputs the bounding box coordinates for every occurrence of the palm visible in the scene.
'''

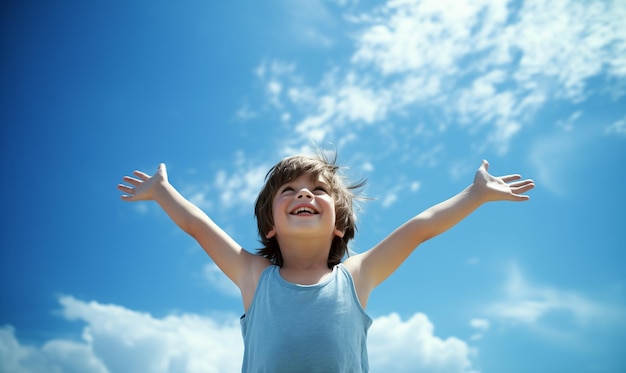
[473,160,534,202]
[118,163,168,201]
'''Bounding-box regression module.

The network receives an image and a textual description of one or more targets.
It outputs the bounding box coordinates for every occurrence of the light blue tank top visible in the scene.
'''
[240,263,372,372]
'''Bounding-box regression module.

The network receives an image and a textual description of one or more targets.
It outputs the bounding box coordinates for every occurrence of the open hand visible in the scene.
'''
[117,163,168,201]
[473,160,535,202]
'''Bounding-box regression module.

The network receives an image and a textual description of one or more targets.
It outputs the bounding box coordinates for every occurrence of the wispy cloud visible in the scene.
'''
[280,0,342,48]
[234,103,257,122]
[512,0,626,102]
[202,262,240,297]
[527,128,586,197]
[183,183,214,211]
[469,318,490,341]
[211,152,270,213]
[487,263,625,332]
[250,0,625,158]
[605,113,626,137]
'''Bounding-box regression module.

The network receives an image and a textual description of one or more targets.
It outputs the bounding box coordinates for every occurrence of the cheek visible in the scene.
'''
[270,198,287,224]
[272,200,285,218]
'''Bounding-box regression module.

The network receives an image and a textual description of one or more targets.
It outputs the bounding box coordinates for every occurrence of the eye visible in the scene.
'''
[281,186,295,194]
[314,186,329,194]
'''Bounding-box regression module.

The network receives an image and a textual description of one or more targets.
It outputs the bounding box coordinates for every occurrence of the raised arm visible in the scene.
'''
[117,164,269,307]
[345,160,534,306]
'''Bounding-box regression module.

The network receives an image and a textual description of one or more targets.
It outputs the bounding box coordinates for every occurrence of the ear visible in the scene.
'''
[266,228,276,239]
[333,227,344,238]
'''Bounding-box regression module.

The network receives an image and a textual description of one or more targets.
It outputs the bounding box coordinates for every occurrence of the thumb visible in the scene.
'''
[157,163,169,182]
[479,159,489,172]
[157,163,168,176]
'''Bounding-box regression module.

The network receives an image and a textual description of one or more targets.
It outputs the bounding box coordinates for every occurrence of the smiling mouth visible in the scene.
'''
[290,207,319,215]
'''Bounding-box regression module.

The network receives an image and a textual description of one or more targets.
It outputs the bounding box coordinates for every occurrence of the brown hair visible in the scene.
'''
[254,152,365,268]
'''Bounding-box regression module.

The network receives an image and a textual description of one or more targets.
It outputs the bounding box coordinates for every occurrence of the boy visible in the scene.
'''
[118,153,534,372]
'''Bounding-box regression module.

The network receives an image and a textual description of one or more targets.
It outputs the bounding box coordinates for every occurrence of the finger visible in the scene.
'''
[508,193,530,201]
[118,183,136,201]
[122,176,143,186]
[508,179,535,189]
[511,182,535,195]
[500,174,521,183]
[133,170,150,180]
[117,184,135,194]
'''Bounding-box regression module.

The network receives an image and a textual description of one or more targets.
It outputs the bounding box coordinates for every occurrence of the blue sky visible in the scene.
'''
[1,0,625,372]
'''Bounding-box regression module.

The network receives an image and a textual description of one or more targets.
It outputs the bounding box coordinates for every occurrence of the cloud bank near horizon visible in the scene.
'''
[0,296,476,373]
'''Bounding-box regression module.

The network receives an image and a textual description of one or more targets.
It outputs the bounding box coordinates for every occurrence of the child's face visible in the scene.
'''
[266,173,344,241]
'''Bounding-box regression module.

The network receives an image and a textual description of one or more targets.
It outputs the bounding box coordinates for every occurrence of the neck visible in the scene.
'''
[277,235,333,270]
[277,236,335,285]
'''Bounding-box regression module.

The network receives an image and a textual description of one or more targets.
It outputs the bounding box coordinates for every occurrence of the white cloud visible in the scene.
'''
[149,159,264,219]
[469,318,490,341]
[369,312,476,373]
[350,0,626,151]
[470,318,489,330]
[266,80,283,108]
[337,81,391,124]
[294,95,338,143]
[512,0,626,101]
[212,156,269,212]
[0,325,108,373]
[455,70,521,154]
[1,297,476,373]
[352,0,493,75]
[250,0,626,157]
[380,192,397,208]
[1,298,244,373]
[71,296,242,373]
[380,183,414,208]
[291,72,394,144]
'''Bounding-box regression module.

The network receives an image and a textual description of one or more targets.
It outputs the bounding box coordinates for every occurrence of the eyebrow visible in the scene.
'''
[280,178,331,190]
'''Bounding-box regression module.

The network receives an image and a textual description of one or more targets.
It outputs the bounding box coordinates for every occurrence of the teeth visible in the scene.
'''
[293,207,316,214]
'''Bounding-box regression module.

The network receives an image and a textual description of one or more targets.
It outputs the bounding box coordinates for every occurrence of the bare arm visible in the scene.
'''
[345,160,534,306]
[117,164,269,302]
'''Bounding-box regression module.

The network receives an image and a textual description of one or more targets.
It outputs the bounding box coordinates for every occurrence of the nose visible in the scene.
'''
[297,188,313,199]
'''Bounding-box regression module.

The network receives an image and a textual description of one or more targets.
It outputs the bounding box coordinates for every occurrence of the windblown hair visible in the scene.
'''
[254,152,365,268]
